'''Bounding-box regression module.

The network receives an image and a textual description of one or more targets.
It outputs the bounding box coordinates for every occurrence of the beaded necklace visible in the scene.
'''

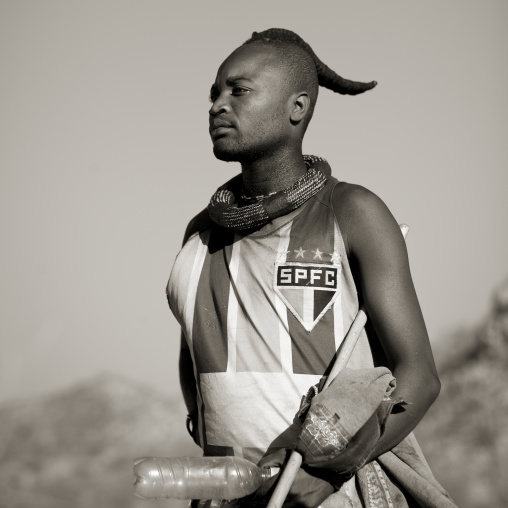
[207,155,330,231]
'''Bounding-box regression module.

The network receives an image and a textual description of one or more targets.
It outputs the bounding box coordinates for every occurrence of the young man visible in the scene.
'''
[168,29,453,508]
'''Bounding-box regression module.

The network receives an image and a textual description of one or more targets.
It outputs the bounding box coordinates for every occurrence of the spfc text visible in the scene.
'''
[276,264,338,290]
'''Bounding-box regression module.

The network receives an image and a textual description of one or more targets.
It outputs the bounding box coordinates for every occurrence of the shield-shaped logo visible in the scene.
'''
[274,262,341,332]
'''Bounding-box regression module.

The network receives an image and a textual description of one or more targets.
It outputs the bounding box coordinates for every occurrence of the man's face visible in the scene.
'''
[209,45,292,162]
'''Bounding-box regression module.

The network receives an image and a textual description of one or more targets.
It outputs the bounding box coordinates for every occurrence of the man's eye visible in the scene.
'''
[232,87,249,96]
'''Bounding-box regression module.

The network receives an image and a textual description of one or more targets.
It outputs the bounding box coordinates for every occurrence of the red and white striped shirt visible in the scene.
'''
[167,177,373,464]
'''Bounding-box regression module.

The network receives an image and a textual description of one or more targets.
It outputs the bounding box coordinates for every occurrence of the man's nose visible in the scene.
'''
[209,93,231,117]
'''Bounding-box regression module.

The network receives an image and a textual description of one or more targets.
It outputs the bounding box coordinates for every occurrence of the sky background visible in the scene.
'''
[1,0,507,403]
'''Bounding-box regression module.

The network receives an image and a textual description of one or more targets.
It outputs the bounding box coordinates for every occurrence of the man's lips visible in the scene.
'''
[209,121,234,137]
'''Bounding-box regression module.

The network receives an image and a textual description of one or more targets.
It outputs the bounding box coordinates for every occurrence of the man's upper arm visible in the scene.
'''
[332,184,438,380]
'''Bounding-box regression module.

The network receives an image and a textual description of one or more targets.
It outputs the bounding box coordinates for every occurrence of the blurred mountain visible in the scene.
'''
[0,373,199,508]
[1,281,507,508]
[415,280,508,508]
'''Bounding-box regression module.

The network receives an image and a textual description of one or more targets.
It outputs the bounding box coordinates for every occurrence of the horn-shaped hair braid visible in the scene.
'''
[244,28,377,96]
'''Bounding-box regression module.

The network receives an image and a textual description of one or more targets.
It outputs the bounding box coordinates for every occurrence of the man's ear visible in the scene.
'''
[290,92,311,124]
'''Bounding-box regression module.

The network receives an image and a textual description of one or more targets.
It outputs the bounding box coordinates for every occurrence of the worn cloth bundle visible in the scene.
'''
[296,367,403,475]
[292,367,457,508]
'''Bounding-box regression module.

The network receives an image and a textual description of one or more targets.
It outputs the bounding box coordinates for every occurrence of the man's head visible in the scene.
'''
[209,43,317,163]
[208,29,376,163]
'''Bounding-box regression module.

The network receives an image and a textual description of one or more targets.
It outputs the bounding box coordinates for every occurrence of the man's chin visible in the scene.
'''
[212,144,241,162]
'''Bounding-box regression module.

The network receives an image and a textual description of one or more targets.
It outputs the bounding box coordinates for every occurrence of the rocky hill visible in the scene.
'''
[0,373,199,508]
[415,281,508,508]
[1,281,507,508]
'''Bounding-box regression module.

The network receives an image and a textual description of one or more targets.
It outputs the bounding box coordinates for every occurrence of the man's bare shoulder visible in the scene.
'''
[332,181,386,212]
[182,208,212,245]
[332,181,403,254]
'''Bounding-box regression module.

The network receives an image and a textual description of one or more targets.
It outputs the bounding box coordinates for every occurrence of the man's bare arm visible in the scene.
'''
[333,183,440,462]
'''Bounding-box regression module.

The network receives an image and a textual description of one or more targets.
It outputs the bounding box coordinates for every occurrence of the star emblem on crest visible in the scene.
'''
[330,252,341,264]
[294,247,306,259]
[312,248,323,260]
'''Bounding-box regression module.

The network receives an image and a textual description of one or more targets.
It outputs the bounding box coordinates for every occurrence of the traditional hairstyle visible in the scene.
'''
[244,28,377,96]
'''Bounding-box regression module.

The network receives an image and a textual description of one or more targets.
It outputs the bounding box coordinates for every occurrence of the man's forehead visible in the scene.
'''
[214,45,281,83]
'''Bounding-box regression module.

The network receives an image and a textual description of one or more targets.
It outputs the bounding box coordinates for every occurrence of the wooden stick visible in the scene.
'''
[266,224,409,508]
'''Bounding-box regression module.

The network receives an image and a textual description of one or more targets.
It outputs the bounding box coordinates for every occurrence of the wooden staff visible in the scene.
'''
[267,224,410,508]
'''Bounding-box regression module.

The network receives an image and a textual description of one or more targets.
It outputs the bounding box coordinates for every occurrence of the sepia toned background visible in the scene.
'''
[1,1,507,507]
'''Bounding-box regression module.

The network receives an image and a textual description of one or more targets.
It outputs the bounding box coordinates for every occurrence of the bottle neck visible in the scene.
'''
[262,466,279,481]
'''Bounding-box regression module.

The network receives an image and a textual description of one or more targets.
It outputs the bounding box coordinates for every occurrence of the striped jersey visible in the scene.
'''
[167,176,374,464]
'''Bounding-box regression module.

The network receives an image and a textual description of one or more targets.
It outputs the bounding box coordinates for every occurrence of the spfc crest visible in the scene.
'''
[274,262,341,332]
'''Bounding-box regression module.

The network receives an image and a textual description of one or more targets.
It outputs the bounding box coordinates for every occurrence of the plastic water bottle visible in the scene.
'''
[133,456,273,500]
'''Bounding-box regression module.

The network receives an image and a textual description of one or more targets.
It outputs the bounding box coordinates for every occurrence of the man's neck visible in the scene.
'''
[240,148,307,198]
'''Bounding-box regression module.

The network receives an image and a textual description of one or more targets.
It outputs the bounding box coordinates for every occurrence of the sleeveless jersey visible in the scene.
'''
[167,176,374,464]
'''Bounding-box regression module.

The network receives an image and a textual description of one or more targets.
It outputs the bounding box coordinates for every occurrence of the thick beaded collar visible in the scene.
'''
[207,155,331,231]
